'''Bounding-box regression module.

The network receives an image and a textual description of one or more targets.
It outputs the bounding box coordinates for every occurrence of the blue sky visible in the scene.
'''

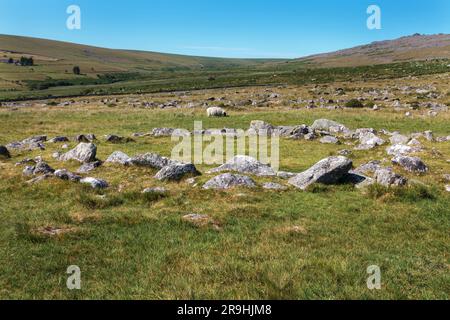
[0,0,449,58]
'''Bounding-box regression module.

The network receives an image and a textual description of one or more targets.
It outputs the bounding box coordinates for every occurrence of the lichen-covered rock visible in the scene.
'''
[59,143,97,163]
[392,155,428,173]
[320,136,340,144]
[203,173,256,190]
[386,144,420,156]
[389,133,410,145]
[355,132,385,150]
[49,136,69,143]
[208,155,276,176]
[288,156,353,190]
[77,161,102,173]
[311,119,348,133]
[80,177,108,189]
[33,161,55,175]
[127,153,174,169]
[248,120,274,135]
[105,151,131,165]
[262,182,288,190]
[154,163,200,181]
[54,169,81,182]
[374,168,408,187]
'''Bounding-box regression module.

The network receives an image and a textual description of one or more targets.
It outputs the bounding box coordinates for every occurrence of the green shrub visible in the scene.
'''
[345,99,364,108]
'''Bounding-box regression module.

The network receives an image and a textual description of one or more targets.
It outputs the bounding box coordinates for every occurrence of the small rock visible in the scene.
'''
[288,156,353,190]
[155,163,200,181]
[128,153,174,169]
[142,187,167,194]
[80,177,108,189]
[392,155,428,173]
[320,136,340,144]
[77,161,102,173]
[105,151,131,165]
[59,143,97,163]
[54,169,81,182]
[49,136,69,143]
[277,171,296,179]
[262,182,288,190]
[374,168,408,187]
[208,155,276,176]
[203,173,256,190]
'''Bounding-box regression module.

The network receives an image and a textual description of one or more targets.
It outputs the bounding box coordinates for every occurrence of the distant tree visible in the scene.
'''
[19,56,34,66]
[73,66,81,75]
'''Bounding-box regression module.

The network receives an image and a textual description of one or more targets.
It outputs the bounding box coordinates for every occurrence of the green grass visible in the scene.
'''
[0,100,449,299]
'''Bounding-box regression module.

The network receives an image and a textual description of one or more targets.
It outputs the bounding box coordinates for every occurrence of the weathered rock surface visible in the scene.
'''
[59,143,97,163]
[248,120,275,135]
[142,187,167,194]
[105,151,131,165]
[77,161,102,174]
[262,182,288,190]
[208,155,276,176]
[105,134,133,144]
[355,132,385,150]
[288,156,353,190]
[155,163,200,181]
[320,136,340,144]
[386,144,420,156]
[54,169,81,182]
[353,160,383,176]
[392,155,428,173]
[127,153,174,169]
[389,133,410,145]
[311,119,348,133]
[203,173,256,190]
[80,177,109,189]
[374,168,408,187]
[49,136,69,143]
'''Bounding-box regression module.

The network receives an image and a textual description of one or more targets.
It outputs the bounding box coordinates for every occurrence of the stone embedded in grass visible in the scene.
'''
[80,177,109,189]
[355,132,385,150]
[127,153,174,169]
[311,119,348,133]
[77,160,102,174]
[392,155,428,173]
[277,171,296,179]
[374,167,408,187]
[154,163,200,181]
[203,173,256,190]
[443,174,450,182]
[288,156,353,190]
[152,128,174,137]
[104,134,134,144]
[59,143,97,163]
[49,136,69,143]
[0,145,10,158]
[208,155,276,177]
[75,134,96,143]
[320,135,340,144]
[262,182,287,190]
[445,185,450,192]
[105,151,131,165]
[386,144,420,156]
[353,160,383,176]
[33,161,55,175]
[248,120,275,135]
[389,133,410,145]
[54,169,81,182]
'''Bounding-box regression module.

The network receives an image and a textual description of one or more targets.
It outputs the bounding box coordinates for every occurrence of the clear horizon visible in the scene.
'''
[0,0,449,59]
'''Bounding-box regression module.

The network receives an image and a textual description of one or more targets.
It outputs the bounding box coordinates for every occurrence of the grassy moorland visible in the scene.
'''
[0,84,449,299]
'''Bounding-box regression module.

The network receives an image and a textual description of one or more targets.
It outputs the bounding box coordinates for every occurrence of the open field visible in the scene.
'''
[0,71,449,299]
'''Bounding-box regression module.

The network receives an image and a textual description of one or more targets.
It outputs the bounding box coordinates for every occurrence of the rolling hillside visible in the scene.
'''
[295,34,450,67]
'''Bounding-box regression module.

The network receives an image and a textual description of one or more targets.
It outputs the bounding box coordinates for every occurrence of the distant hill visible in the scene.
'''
[296,34,450,67]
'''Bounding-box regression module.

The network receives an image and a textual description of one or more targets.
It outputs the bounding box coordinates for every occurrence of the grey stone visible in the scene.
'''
[262,182,288,190]
[59,143,97,163]
[49,136,69,143]
[80,177,108,189]
[353,160,383,176]
[152,128,174,137]
[355,132,385,150]
[288,156,353,190]
[142,187,167,194]
[277,171,296,179]
[386,144,420,156]
[77,161,102,173]
[105,151,131,165]
[389,133,410,145]
[248,120,274,135]
[208,155,276,176]
[33,161,55,175]
[128,153,174,169]
[311,119,348,133]
[203,173,256,190]
[392,155,428,173]
[154,163,200,181]
[54,169,81,182]
[320,136,340,144]
[374,168,408,187]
